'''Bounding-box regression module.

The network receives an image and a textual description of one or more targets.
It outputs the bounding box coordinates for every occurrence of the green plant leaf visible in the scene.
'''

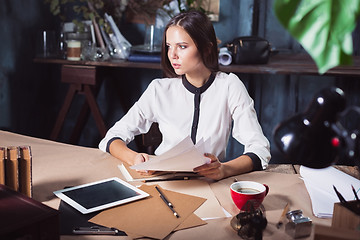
[274,0,360,74]
[49,0,60,16]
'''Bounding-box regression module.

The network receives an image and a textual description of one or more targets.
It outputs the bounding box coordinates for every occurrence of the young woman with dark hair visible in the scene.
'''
[161,10,219,77]
[99,11,271,180]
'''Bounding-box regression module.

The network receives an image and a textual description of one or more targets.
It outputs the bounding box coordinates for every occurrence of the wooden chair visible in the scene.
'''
[141,123,162,154]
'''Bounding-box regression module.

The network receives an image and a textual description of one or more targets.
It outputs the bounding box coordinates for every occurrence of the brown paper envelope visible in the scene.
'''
[89,184,206,239]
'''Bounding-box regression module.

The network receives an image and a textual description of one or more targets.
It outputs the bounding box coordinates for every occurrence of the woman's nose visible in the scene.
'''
[169,48,178,59]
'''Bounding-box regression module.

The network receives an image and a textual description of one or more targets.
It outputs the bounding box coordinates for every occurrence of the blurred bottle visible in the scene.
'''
[58,23,67,59]
[36,30,56,58]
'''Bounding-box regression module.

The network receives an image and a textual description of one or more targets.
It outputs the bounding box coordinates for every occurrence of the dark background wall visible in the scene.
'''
[0,0,359,165]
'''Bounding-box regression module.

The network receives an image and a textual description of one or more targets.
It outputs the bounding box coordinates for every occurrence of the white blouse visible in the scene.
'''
[99,72,270,169]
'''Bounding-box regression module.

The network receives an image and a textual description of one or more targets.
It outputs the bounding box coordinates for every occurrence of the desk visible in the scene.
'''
[34,53,360,144]
[1,130,359,239]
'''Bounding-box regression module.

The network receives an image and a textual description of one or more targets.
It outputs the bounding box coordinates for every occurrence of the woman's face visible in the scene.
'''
[166,26,206,77]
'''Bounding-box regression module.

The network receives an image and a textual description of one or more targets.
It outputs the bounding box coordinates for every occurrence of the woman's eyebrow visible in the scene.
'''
[166,41,188,45]
[175,42,188,45]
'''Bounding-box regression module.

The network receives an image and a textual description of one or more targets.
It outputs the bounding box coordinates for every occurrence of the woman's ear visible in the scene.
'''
[205,42,213,57]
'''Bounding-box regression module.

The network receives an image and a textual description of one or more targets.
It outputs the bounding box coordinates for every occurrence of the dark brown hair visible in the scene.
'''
[161,10,219,78]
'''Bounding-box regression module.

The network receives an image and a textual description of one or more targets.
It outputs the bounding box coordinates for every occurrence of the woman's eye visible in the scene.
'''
[179,45,186,49]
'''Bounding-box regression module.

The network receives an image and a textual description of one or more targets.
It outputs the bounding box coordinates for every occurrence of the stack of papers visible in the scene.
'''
[119,163,199,182]
[130,136,210,172]
[300,165,360,218]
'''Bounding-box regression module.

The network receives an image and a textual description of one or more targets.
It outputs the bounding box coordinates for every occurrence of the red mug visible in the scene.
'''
[230,180,269,210]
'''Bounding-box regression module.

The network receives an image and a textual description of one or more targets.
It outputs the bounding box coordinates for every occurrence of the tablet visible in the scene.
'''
[53,177,149,214]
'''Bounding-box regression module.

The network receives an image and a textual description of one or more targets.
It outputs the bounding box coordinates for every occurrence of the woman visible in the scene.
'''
[99,11,271,180]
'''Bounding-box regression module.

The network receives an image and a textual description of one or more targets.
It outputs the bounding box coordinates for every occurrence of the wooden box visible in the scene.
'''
[314,224,359,240]
[332,201,360,231]
[0,184,59,240]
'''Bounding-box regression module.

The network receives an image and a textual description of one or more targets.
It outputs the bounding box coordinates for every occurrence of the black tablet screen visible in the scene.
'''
[63,180,139,209]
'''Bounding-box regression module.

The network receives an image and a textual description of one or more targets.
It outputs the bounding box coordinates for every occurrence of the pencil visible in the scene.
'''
[276,203,289,229]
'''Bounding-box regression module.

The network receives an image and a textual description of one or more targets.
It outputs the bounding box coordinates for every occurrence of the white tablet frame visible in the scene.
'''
[53,177,149,214]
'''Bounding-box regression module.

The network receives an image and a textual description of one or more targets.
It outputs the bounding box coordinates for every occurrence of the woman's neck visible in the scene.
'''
[185,68,212,88]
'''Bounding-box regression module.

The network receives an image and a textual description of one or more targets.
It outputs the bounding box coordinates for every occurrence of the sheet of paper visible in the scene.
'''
[299,165,360,218]
[130,136,210,172]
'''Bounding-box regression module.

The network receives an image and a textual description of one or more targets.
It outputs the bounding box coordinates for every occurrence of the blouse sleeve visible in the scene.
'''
[98,80,158,152]
[227,73,271,169]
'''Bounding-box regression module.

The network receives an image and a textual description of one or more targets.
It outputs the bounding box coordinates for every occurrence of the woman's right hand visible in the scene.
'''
[133,152,149,165]
[133,153,155,175]
[108,139,154,175]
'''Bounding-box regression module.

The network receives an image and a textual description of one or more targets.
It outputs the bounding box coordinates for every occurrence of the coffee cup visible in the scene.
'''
[230,180,269,210]
[67,40,81,61]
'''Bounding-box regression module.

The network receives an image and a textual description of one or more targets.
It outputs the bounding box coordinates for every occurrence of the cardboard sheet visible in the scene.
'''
[89,184,207,239]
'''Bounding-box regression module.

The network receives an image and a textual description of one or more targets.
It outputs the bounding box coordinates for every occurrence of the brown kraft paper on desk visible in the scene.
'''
[89,184,207,239]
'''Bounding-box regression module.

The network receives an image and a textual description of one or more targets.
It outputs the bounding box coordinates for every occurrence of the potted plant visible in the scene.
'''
[274,0,360,74]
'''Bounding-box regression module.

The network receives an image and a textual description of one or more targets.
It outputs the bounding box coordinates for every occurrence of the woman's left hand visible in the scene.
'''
[193,153,224,180]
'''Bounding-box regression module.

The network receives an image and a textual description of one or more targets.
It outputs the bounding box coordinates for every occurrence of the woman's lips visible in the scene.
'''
[172,63,180,69]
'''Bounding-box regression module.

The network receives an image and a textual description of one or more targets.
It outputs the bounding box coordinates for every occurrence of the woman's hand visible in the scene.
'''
[133,152,149,165]
[193,153,224,180]
[133,153,155,175]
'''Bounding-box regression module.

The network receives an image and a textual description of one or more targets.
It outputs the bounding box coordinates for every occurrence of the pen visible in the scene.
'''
[276,203,289,229]
[73,226,119,235]
[155,186,179,218]
[143,176,192,183]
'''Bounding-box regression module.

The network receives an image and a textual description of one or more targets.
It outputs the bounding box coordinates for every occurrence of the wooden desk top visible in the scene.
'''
[34,53,360,76]
[1,130,359,239]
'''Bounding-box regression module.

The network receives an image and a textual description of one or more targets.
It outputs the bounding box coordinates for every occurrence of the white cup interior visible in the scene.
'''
[230,181,265,194]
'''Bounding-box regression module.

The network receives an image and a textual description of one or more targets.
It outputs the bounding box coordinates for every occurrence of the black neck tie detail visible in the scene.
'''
[182,73,216,144]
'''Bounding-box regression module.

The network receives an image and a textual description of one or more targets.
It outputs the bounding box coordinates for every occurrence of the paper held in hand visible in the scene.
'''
[130,136,210,172]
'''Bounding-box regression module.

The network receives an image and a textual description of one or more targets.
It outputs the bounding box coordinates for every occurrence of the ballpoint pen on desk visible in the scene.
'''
[155,186,180,218]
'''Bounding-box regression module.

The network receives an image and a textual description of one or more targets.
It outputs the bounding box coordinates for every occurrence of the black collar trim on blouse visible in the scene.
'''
[182,72,216,94]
